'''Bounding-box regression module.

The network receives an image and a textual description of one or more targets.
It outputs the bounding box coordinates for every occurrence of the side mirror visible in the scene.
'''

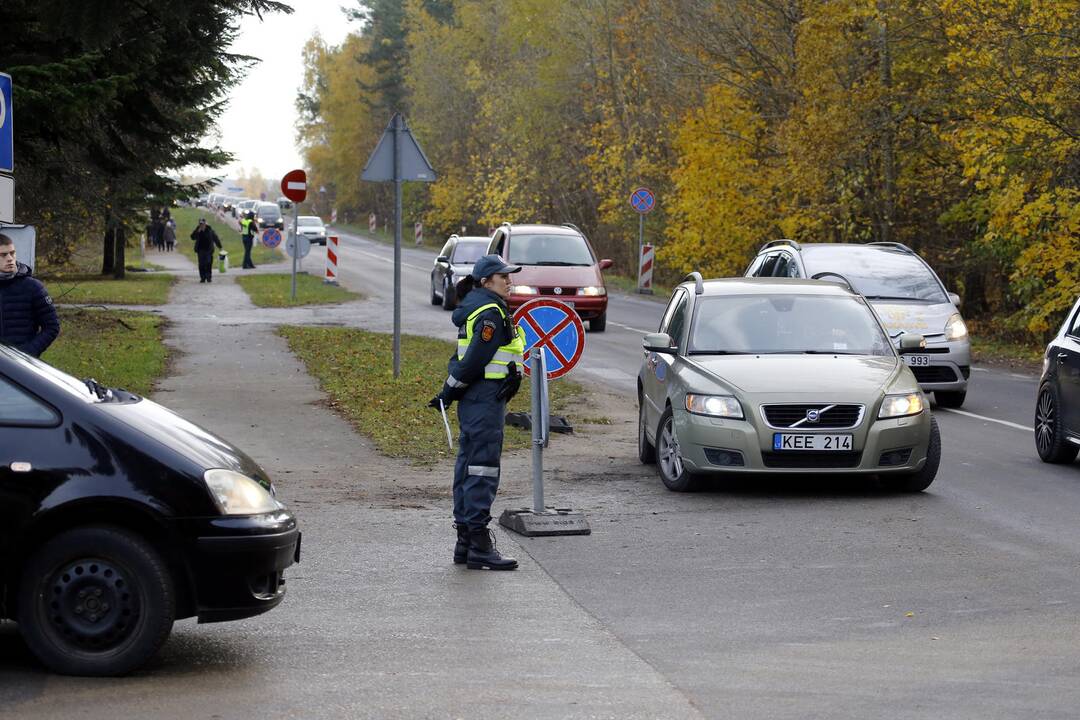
[599,258,614,270]
[644,332,676,354]
[436,255,449,263]
[898,334,926,354]
[947,292,961,308]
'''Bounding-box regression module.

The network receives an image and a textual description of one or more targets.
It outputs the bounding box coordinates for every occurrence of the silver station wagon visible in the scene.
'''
[637,275,940,492]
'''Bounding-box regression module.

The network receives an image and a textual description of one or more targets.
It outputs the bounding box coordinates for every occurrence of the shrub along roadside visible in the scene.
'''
[48,272,175,306]
[235,273,362,308]
[278,326,583,464]
[172,206,281,267]
[46,308,169,396]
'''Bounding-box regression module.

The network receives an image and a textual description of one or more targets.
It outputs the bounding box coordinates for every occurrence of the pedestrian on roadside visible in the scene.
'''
[428,254,526,571]
[0,232,60,357]
[240,211,258,269]
[163,219,176,252]
[190,218,222,283]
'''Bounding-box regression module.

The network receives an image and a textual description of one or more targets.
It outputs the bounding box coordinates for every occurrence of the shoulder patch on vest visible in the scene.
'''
[480,319,496,342]
[44,294,53,305]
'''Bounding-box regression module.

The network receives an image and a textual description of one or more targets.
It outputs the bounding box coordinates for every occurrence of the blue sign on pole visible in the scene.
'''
[513,299,586,379]
[261,227,282,249]
[0,72,12,173]
[630,186,655,214]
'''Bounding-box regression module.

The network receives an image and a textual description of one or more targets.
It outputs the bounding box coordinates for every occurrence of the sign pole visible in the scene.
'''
[392,114,403,379]
[291,204,298,300]
[637,213,644,291]
[531,349,545,514]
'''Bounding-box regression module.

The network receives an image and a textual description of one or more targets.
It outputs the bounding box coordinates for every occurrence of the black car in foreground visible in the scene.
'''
[0,345,300,676]
[1036,296,1080,464]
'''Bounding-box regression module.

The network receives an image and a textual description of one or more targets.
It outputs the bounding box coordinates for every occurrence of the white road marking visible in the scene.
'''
[610,321,652,335]
[340,244,430,272]
[937,407,1033,433]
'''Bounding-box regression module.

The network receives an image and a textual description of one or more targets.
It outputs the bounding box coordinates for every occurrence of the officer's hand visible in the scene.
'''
[427,394,446,410]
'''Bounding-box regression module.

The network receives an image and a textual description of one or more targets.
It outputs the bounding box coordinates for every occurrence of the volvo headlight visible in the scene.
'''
[878,393,925,419]
[685,394,743,419]
[944,313,968,341]
[513,285,539,295]
[203,469,284,515]
[578,286,606,296]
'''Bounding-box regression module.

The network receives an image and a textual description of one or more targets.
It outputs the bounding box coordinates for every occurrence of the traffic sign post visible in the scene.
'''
[261,227,282,249]
[630,186,656,294]
[281,169,307,300]
[499,299,591,538]
[0,72,13,174]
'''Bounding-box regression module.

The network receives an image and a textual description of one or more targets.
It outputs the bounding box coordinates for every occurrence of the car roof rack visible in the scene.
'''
[760,239,800,252]
[684,271,704,295]
[867,241,914,254]
[810,271,860,294]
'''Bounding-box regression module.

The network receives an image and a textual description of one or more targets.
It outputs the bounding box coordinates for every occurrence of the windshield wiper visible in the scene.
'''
[84,378,114,401]
[531,261,590,266]
[863,295,931,302]
[800,350,861,355]
[687,350,752,355]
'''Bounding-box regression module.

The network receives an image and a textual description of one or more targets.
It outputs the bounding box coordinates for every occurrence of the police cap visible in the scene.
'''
[472,254,522,280]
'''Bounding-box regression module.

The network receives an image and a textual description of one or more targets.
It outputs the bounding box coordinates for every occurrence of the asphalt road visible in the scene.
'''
[320,229,1079,718]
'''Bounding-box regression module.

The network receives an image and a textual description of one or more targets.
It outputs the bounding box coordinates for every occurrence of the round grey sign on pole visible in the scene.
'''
[286,234,312,259]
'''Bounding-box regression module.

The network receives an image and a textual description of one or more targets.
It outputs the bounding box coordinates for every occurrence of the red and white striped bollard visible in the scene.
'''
[325,235,339,285]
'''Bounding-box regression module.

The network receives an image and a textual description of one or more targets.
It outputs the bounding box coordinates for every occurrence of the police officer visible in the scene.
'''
[240,211,258,269]
[429,254,526,570]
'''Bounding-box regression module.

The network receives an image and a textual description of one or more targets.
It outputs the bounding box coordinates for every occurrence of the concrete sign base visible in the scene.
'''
[499,507,591,537]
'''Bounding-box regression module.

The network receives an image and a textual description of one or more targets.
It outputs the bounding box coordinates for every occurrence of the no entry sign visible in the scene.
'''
[281,169,307,203]
[513,298,586,379]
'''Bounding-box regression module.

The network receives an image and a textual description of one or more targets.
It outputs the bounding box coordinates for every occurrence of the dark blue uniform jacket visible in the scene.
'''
[0,262,60,357]
[449,287,514,387]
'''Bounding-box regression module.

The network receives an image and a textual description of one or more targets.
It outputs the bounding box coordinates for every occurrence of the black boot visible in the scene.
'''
[466,527,518,571]
[453,523,469,565]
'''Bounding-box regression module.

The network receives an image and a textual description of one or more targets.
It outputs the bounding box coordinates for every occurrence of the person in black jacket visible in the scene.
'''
[0,233,60,357]
[190,218,223,283]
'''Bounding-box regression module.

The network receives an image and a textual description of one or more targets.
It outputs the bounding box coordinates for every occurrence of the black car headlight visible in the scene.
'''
[203,469,284,515]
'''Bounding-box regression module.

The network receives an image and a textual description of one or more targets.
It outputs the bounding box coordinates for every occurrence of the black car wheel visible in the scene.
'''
[638,394,656,464]
[590,312,607,333]
[655,407,700,491]
[440,276,453,310]
[934,390,966,408]
[1035,382,1079,463]
[430,275,441,305]
[884,415,941,493]
[17,526,175,676]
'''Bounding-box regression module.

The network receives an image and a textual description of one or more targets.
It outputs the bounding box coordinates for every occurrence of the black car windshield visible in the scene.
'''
[508,234,594,266]
[257,205,281,218]
[801,246,948,303]
[452,241,488,264]
[689,294,893,356]
[0,345,98,402]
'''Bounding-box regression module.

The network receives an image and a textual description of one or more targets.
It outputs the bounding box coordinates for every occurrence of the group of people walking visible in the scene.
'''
[147,209,177,252]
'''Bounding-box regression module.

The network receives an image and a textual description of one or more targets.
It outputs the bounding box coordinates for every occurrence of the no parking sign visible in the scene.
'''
[513,299,586,379]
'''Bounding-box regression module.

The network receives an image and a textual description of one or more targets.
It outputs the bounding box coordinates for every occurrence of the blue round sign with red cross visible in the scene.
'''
[513,299,586,379]
[261,227,282,249]
[630,186,656,214]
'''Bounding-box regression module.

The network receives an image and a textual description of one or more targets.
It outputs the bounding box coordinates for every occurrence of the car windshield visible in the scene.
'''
[688,294,894,356]
[507,234,594,266]
[258,205,280,218]
[0,345,99,402]
[801,246,948,303]
[452,241,487,264]
[298,217,322,226]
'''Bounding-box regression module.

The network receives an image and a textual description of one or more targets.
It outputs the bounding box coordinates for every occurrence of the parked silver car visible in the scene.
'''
[745,241,970,407]
[295,216,327,246]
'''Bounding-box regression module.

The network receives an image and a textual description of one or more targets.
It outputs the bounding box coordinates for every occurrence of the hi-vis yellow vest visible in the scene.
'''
[458,303,526,379]
[240,218,255,235]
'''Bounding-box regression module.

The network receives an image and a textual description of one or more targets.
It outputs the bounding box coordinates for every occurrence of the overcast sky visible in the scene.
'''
[210,1,357,183]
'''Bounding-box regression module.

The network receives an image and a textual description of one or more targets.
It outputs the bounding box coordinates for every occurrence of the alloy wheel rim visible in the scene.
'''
[43,557,140,653]
[659,417,682,479]
[1036,389,1055,456]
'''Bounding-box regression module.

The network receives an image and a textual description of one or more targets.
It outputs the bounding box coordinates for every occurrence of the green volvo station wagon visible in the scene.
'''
[637,275,940,492]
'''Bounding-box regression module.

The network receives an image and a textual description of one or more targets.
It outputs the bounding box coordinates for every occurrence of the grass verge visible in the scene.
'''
[49,272,175,305]
[236,273,362,307]
[46,308,169,396]
[173,206,282,266]
[604,273,672,300]
[331,221,442,250]
[278,326,584,464]
[970,336,1043,369]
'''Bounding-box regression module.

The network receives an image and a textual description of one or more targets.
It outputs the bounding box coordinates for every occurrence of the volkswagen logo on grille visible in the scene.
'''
[806,409,821,424]
[554,287,563,294]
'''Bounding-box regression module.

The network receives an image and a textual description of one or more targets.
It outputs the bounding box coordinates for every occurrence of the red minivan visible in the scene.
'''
[486,223,613,332]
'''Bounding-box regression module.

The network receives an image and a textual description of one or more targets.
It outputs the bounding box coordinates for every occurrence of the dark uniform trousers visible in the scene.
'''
[242,238,256,268]
[453,380,506,530]
[197,251,215,281]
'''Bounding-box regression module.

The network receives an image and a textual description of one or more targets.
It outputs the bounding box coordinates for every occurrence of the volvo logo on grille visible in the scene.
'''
[554,287,563,294]
[805,409,821,424]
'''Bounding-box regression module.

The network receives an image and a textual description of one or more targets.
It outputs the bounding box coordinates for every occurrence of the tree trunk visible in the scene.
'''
[102,222,115,275]
[112,225,126,279]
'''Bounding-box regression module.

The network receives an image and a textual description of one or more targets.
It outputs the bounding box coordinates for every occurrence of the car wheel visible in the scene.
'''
[442,278,456,310]
[1035,382,1079,463]
[655,406,700,491]
[590,312,607,333]
[934,390,966,408]
[885,415,941,493]
[638,394,656,464]
[17,526,176,676]
[430,275,441,305]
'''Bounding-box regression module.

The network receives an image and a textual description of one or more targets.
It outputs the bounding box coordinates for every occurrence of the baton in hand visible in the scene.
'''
[439,399,453,451]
